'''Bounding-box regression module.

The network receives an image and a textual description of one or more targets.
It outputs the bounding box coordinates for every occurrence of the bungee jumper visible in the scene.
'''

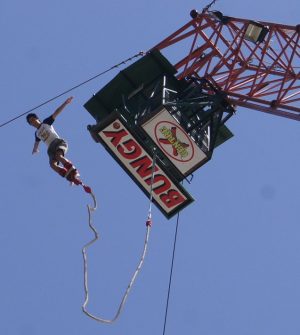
[26,96,92,194]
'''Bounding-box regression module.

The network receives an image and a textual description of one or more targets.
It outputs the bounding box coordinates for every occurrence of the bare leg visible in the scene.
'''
[50,160,67,177]
[55,150,72,166]
[53,150,81,184]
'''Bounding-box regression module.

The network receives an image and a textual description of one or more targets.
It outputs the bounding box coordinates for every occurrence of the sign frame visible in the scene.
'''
[90,112,194,219]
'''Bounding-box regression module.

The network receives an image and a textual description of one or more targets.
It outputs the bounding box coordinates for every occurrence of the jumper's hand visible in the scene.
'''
[65,97,73,104]
[52,97,73,119]
[32,141,40,154]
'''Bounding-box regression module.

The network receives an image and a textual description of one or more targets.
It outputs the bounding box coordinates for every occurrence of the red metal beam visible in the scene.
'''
[151,11,300,121]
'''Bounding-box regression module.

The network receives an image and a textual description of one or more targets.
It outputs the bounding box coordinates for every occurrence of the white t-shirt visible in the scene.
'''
[35,116,60,147]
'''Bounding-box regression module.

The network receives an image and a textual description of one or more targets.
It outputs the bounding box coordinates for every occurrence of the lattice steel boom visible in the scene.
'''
[152,10,300,121]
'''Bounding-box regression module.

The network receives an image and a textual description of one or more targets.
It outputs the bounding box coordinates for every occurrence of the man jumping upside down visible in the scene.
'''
[26,97,81,185]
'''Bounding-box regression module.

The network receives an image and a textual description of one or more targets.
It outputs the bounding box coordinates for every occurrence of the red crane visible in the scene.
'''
[152,9,300,121]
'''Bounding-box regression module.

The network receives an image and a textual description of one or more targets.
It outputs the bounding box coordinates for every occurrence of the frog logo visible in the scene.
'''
[155,121,194,162]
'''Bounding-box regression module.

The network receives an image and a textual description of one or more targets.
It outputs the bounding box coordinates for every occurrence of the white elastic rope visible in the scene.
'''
[81,150,157,323]
[147,148,157,220]
[82,222,151,323]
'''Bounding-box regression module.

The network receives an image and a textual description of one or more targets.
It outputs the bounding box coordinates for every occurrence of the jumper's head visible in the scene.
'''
[26,113,41,128]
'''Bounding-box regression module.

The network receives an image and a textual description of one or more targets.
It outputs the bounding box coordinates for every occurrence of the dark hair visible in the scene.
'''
[26,113,39,124]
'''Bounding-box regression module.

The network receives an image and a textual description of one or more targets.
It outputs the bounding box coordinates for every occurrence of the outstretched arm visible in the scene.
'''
[32,140,40,154]
[52,97,73,120]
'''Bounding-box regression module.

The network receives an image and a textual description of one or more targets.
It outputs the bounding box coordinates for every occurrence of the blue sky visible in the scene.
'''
[1,1,299,334]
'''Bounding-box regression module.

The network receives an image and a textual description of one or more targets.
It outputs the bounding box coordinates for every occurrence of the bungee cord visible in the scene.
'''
[0,51,144,129]
[146,148,157,226]
[81,149,157,323]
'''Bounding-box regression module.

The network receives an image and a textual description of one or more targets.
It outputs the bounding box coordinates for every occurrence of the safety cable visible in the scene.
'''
[202,0,218,13]
[162,211,181,335]
[81,149,157,323]
[0,51,144,129]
